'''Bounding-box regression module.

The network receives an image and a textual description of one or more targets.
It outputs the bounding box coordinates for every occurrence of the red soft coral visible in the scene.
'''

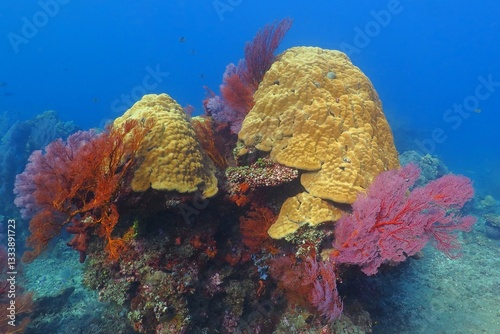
[242,17,293,91]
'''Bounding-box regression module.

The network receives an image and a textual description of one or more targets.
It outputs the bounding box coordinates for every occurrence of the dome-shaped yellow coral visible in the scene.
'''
[239,46,399,205]
[238,47,399,238]
[113,94,218,198]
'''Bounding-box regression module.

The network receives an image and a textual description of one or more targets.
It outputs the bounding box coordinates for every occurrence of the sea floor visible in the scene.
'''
[22,214,499,334]
[364,216,500,334]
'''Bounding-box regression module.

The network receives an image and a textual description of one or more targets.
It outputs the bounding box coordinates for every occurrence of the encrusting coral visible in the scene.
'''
[237,46,399,238]
[113,93,218,198]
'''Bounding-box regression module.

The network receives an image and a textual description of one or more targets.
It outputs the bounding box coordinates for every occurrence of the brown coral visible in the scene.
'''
[238,47,399,205]
[113,94,218,198]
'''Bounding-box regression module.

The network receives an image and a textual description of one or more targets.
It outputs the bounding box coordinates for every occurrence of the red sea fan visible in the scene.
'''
[14,120,153,262]
[239,204,276,253]
[215,18,293,133]
[333,164,476,275]
[242,18,293,91]
[13,130,96,219]
[304,257,343,322]
[220,70,255,131]
[269,255,343,321]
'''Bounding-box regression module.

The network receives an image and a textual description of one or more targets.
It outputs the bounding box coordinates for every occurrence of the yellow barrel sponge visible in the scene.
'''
[238,46,399,204]
[268,192,343,239]
[113,94,218,198]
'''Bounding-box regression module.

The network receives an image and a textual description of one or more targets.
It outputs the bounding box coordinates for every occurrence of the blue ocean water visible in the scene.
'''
[1,1,499,333]
[1,1,499,194]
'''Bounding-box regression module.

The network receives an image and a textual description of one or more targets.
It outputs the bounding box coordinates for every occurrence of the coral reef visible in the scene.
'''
[207,18,292,133]
[399,150,449,186]
[226,157,299,190]
[268,192,343,239]
[242,18,293,91]
[235,46,399,241]
[15,119,152,262]
[191,116,228,169]
[0,110,79,220]
[239,203,276,253]
[11,21,480,334]
[483,213,500,239]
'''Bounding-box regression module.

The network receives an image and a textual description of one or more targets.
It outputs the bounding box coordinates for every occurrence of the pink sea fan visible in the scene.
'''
[334,164,476,275]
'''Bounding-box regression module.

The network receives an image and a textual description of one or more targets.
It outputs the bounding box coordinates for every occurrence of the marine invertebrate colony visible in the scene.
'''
[113,94,218,198]
[209,18,293,133]
[333,164,476,275]
[236,46,400,240]
[238,46,399,205]
[14,119,152,262]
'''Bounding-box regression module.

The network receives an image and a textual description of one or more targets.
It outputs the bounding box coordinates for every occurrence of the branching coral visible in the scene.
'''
[226,157,299,189]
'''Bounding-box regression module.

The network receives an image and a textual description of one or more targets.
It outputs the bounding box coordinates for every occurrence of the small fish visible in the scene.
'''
[179,36,185,43]
[0,82,6,87]
[473,108,481,113]
[92,97,99,103]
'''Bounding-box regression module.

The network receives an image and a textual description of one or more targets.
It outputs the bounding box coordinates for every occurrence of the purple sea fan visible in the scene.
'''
[206,94,246,133]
